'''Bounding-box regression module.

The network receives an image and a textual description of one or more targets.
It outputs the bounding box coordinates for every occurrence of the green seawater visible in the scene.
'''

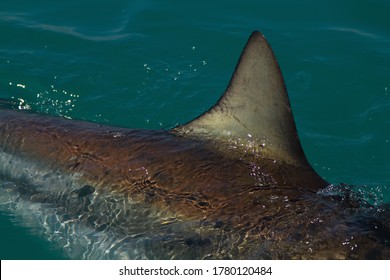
[0,0,389,259]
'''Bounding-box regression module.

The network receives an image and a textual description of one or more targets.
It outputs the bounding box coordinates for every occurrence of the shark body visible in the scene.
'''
[0,32,388,259]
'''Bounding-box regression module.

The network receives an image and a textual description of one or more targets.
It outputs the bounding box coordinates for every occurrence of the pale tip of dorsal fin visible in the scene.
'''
[173,31,313,169]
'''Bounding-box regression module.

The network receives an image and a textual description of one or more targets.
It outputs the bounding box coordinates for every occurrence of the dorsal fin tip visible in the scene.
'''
[174,31,311,168]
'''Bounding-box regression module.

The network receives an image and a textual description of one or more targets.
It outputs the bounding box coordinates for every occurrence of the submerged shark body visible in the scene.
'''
[0,32,388,259]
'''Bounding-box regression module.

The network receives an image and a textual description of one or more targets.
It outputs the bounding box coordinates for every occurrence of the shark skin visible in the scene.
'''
[0,31,388,259]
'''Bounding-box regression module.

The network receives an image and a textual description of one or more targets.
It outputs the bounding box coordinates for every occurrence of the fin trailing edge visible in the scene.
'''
[174,31,314,170]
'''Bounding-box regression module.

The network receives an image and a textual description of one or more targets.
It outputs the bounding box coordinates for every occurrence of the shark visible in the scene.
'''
[0,31,388,259]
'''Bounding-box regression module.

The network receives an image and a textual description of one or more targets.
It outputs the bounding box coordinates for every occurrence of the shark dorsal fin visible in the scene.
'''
[175,31,310,168]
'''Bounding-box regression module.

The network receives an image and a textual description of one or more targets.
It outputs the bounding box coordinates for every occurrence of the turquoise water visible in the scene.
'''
[0,0,389,259]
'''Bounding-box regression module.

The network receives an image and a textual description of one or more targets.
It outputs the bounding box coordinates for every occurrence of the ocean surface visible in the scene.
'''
[0,0,389,259]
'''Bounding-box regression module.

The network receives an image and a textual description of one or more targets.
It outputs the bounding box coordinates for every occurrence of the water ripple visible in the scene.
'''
[0,12,141,42]
[324,26,380,40]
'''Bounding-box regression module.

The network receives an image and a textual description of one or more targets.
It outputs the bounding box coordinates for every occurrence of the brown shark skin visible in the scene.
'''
[0,32,388,259]
[0,108,322,218]
[0,109,388,260]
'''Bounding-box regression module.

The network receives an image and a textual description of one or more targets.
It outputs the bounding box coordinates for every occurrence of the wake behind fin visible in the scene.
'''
[174,31,313,169]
